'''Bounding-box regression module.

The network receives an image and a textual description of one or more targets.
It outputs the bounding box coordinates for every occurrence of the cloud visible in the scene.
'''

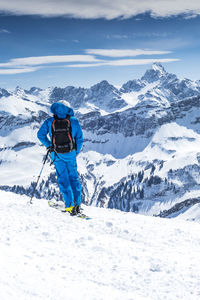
[141,38,191,50]
[0,51,179,74]
[66,58,180,68]
[0,29,10,34]
[0,54,100,75]
[0,0,199,19]
[0,67,40,74]
[86,49,172,57]
[105,34,129,39]
[0,55,100,68]
[184,14,198,19]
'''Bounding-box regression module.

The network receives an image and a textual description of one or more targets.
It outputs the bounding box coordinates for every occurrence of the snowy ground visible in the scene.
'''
[1,191,200,300]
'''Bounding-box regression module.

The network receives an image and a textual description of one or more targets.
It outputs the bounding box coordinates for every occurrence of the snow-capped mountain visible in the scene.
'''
[1,63,200,220]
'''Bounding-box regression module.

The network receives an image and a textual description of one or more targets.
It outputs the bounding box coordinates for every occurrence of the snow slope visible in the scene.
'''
[1,191,200,300]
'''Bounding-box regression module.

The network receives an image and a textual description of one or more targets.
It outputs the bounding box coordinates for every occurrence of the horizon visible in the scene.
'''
[2,62,197,92]
[0,1,200,89]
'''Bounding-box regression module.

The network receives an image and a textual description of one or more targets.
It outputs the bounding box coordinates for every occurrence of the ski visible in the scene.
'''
[48,200,92,220]
[48,200,65,212]
[75,212,92,220]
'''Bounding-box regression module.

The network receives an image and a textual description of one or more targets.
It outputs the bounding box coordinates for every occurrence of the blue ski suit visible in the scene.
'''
[37,102,84,208]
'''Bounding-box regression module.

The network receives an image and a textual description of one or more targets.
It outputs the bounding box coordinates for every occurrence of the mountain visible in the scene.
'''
[49,80,126,113]
[1,63,200,220]
[141,62,168,83]
[1,190,200,299]
[0,88,10,98]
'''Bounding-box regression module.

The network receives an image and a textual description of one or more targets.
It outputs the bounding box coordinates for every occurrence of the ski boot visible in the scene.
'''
[65,206,74,214]
[70,205,81,216]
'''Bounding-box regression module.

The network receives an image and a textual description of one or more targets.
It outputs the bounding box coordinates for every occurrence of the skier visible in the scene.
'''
[37,100,84,215]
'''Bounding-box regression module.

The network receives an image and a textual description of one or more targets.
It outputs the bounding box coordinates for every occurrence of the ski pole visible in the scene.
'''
[29,149,50,204]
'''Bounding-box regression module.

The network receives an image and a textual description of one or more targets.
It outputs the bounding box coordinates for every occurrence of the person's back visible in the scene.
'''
[37,100,84,215]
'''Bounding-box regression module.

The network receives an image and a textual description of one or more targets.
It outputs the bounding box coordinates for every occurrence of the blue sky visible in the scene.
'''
[0,0,200,89]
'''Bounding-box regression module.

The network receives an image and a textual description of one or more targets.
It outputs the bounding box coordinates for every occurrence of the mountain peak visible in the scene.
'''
[28,87,43,94]
[141,62,167,83]
[91,80,117,93]
[14,86,25,95]
[0,87,10,98]
[91,80,113,89]
[151,62,166,74]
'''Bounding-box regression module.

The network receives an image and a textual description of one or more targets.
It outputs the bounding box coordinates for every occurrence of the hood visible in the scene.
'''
[50,102,74,119]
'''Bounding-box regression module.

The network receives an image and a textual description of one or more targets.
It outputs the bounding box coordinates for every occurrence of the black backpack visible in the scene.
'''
[51,115,75,153]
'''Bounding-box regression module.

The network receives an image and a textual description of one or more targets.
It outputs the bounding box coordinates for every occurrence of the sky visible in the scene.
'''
[0,0,200,89]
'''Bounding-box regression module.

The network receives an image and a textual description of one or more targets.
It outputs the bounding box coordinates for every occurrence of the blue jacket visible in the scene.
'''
[37,102,84,157]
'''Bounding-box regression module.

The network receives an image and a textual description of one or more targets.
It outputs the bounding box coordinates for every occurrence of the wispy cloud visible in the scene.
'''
[105,32,169,40]
[132,32,169,38]
[86,49,172,57]
[0,67,40,74]
[141,38,191,51]
[0,28,10,34]
[0,51,179,74]
[0,55,100,74]
[0,0,199,19]
[67,58,180,68]
[184,14,198,19]
[0,55,99,68]
[105,34,129,39]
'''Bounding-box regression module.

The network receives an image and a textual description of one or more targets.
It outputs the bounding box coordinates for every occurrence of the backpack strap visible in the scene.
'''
[66,119,73,145]
[51,119,56,149]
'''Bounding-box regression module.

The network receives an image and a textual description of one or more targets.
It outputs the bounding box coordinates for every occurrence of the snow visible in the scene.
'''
[36,87,53,103]
[120,91,139,107]
[0,94,50,117]
[133,122,200,174]
[76,102,110,116]
[151,63,166,75]
[176,203,200,222]
[120,81,160,110]
[78,151,143,192]
[1,190,200,300]
[83,130,151,158]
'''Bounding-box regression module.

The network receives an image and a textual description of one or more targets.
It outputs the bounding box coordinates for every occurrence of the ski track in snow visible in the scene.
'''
[0,191,200,300]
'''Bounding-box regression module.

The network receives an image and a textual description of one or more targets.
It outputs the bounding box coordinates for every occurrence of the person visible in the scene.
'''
[37,100,84,215]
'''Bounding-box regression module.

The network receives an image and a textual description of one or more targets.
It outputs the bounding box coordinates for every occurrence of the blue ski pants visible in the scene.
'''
[52,152,82,208]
